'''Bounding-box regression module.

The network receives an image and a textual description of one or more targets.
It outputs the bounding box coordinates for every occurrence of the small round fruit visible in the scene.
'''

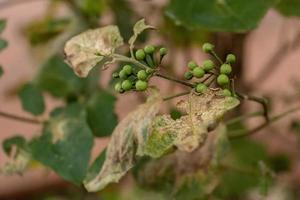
[119,70,127,79]
[202,43,214,53]
[123,65,133,75]
[121,80,132,91]
[188,61,198,70]
[226,54,236,63]
[135,80,148,91]
[193,67,205,78]
[146,68,155,74]
[135,49,146,60]
[137,70,147,81]
[112,72,119,78]
[196,83,207,94]
[159,47,167,56]
[217,74,230,86]
[184,71,193,80]
[114,82,123,93]
[220,64,232,75]
[223,89,232,97]
[203,60,214,71]
[144,45,155,54]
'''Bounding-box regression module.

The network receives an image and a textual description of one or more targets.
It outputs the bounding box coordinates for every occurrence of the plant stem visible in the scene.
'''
[210,50,223,65]
[229,105,300,139]
[112,54,151,70]
[155,73,194,88]
[0,111,44,124]
[163,91,190,101]
[236,92,269,122]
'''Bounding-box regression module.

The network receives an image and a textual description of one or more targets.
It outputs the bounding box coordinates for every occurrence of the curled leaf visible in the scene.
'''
[84,88,162,192]
[64,26,123,77]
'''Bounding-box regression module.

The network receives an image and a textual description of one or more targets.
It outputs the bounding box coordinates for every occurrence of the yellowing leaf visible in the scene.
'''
[1,149,31,175]
[84,88,162,192]
[128,19,154,50]
[64,26,123,77]
[144,89,239,156]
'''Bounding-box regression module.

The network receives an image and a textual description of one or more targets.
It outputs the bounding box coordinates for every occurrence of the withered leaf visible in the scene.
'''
[64,26,123,77]
[128,19,154,50]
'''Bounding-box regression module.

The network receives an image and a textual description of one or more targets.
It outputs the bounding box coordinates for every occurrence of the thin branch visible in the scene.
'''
[163,91,190,101]
[155,73,194,88]
[229,105,300,139]
[0,110,44,124]
[210,50,223,65]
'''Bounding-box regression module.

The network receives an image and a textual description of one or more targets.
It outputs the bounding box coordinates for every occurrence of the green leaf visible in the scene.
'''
[128,19,154,51]
[258,161,274,196]
[64,26,123,77]
[275,0,300,16]
[0,66,3,77]
[78,0,106,19]
[30,104,94,184]
[84,89,162,192]
[18,83,45,116]
[34,55,98,98]
[2,136,26,155]
[84,149,106,183]
[0,19,6,33]
[86,90,117,137]
[166,0,276,32]
[0,39,8,51]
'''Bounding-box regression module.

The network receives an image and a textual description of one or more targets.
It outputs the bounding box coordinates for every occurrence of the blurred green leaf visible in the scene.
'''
[258,161,274,196]
[84,149,106,182]
[78,0,106,19]
[2,136,26,155]
[0,66,3,77]
[166,0,276,32]
[30,103,94,185]
[0,19,6,33]
[0,39,8,51]
[291,120,300,133]
[170,108,182,120]
[275,0,300,16]
[18,83,45,116]
[269,153,291,173]
[86,90,117,137]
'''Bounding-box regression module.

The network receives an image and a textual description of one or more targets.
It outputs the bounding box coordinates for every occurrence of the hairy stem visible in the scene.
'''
[0,111,44,124]
[155,73,194,88]
[210,50,223,65]
[163,91,190,101]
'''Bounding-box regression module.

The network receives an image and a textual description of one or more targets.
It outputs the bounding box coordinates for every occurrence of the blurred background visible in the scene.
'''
[0,0,300,199]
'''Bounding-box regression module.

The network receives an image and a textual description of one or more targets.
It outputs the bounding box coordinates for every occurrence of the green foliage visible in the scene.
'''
[0,66,3,77]
[85,150,106,182]
[0,19,6,33]
[166,0,276,32]
[86,90,118,137]
[30,104,94,184]
[275,0,300,16]
[18,83,45,116]
[2,136,26,155]
[0,39,8,52]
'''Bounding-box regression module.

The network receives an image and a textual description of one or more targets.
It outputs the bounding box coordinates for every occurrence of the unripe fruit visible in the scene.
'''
[114,82,123,93]
[184,71,193,80]
[112,72,119,78]
[193,67,205,78]
[121,80,132,91]
[226,54,236,63]
[223,89,232,97]
[203,60,214,71]
[135,49,146,60]
[137,70,147,81]
[188,61,198,70]
[220,64,232,75]
[159,47,167,56]
[119,70,127,79]
[217,74,229,86]
[144,45,155,54]
[196,83,207,94]
[202,43,214,53]
[135,80,148,91]
[123,65,133,75]
[146,68,155,74]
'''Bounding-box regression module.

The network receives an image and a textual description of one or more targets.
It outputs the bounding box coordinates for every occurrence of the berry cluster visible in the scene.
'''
[113,45,168,93]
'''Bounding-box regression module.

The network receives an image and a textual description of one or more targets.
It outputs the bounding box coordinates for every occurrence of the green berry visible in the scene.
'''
[217,74,229,86]
[114,82,123,93]
[146,68,155,74]
[220,64,232,75]
[203,60,214,71]
[135,49,146,60]
[123,65,133,75]
[202,43,214,53]
[159,47,168,56]
[188,61,198,70]
[119,70,127,79]
[144,45,155,54]
[112,72,119,78]
[137,70,148,81]
[226,54,236,63]
[193,67,205,78]
[121,80,132,91]
[135,80,148,91]
[184,71,193,80]
[223,89,232,97]
[196,83,207,94]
